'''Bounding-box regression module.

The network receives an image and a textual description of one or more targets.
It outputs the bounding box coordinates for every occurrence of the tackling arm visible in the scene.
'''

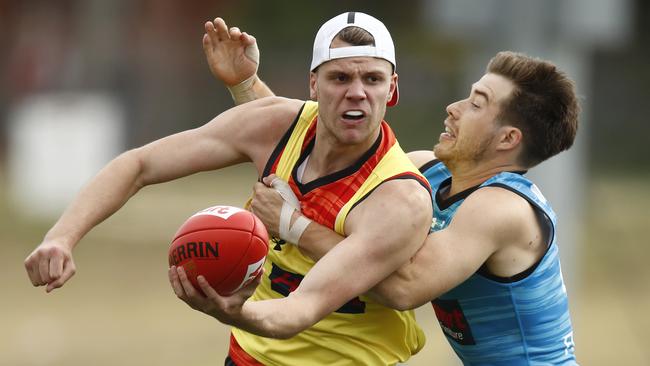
[251,178,532,311]
[371,187,535,309]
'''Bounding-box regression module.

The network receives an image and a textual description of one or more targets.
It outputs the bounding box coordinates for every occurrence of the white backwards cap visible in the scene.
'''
[310,12,399,106]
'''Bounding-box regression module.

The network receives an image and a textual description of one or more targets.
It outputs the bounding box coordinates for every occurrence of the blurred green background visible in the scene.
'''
[2,1,649,365]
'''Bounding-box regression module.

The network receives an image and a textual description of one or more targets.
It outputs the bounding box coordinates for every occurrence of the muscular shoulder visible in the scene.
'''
[456,186,536,247]
[236,96,304,128]
[346,178,432,237]
[199,97,305,168]
[375,178,432,213]
[202,96,303,135]
[253,96,304,114]
[461,186,548,277]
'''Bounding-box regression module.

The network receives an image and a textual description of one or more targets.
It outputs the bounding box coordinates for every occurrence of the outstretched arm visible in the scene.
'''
[203,17,274,104]
[24,97,302,292]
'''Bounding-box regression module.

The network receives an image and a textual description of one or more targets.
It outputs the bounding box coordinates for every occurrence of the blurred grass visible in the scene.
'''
[573,174,650,365]
[1,168,648,365]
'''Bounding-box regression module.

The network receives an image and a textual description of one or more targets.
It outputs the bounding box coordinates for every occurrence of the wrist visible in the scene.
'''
[285,211,311,246]
[208,300,244,326]
[43,230,78,251]
[227,74,258,104]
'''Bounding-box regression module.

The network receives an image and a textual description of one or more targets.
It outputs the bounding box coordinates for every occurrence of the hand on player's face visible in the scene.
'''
[169,265,260,323]
[24,241,77,293]
[203,17,259,86]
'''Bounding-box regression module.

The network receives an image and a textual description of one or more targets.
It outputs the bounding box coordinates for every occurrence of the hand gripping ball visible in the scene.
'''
[168,205,269,295]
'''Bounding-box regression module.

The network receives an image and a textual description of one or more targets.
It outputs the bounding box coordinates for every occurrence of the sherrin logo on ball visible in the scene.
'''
[168,205,269,295]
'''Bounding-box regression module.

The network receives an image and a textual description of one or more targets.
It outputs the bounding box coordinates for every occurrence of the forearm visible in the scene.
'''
[368,233,452,311]
[295,214,425,309]
[223,293,320,339]
[44,151,144,249]
[251,76,274,99]
[295,218,344,261]
[368,262,422,310]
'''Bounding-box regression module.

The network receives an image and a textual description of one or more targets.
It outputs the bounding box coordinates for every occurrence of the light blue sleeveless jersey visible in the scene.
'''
[420,159,578,365]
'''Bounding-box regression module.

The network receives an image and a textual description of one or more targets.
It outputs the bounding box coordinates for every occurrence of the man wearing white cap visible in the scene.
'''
[26,12,432,366]
[203,12,580,366]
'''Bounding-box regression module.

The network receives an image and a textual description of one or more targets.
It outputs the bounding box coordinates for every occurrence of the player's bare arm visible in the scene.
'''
[171,179,432,338]
[24,97,302,292]
[373,186,548,309]
[203,17,274,104]
[251,179,547,310]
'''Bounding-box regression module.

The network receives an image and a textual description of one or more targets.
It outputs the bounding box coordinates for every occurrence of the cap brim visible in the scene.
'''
[387,81,399,107]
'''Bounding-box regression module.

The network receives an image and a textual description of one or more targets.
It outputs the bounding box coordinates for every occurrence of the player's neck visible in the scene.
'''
[447,161,525,196]
[303,136,374,183]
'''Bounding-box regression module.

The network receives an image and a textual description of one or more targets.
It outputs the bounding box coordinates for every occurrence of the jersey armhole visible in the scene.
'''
[475,183,554,283]
[261,103,306,178]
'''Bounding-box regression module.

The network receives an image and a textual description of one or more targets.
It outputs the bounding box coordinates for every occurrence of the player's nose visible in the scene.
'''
[345,79,366,100]
[446,100,461,119]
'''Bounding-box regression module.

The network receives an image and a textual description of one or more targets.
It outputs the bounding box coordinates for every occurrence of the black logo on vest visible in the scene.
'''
[271,236,286,251]
[432,298,476,345]
[269,263,366,314]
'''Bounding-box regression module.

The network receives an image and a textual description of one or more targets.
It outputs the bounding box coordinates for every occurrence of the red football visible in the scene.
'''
[168,205,268,295]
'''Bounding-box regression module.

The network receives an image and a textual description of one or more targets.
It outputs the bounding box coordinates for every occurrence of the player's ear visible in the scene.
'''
[388,72,398,104]
[496,125,522,151]
[309,71,317,100]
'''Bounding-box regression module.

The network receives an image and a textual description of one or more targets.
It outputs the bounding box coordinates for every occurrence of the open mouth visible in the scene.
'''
[439,122,456,141]
[342,110,365,121]
[444,125,456,138]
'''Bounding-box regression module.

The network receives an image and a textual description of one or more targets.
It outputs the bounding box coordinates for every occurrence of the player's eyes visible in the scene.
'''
[366,75,383,83]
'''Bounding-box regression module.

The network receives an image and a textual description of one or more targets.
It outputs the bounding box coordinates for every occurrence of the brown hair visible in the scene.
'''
[335,26,375,46]
[313,26,382,73]
[488,51,580,167]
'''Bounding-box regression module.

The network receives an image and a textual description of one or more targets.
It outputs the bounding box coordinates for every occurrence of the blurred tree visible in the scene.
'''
[590,0,650,172]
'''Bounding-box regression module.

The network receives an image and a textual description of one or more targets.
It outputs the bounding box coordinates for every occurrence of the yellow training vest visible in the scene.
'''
[233,101,427,365]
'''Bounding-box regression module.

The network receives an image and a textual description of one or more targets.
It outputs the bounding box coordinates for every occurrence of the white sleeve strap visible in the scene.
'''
[270,177,311,246]
[278,201,294,243]
[286,215,311,245]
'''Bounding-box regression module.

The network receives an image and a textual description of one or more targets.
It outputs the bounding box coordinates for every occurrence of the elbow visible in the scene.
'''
[262,320,309,340]
[392,300,415,312]
[386,289,419,311]
[269,328,300,340]
[117,148,148,189]
[241,294,321,339]
[373,282,419,311]
[259,307,315,340]
[373,264,433,311]
[230,319,302,340]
